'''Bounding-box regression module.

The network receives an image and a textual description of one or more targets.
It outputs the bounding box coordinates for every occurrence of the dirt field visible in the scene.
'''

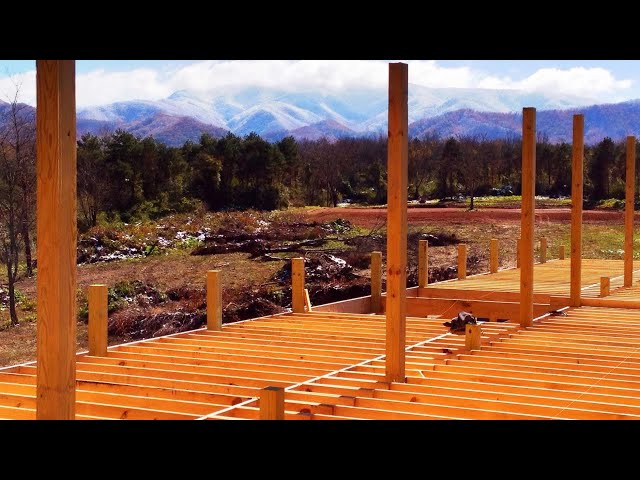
[303,207,628,228]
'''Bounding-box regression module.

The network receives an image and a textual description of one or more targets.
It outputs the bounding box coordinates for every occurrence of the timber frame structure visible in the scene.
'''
[1,60,640,419]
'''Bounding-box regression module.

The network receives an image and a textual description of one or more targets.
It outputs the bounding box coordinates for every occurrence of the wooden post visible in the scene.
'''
[625,136,636,287]
[304,288,312,312]
[260,386,284,420]
[418,239,428,287]
[465,324,481,350]
[516,238,521,268]
[540,238,547,264]
[292,257,305,314]
[600,277,610,297]
[88,284,108,357]
[371,251,382,313]
[490,238,499,273]
[570,114,584,307]
[207,270,222,331]
[520,107,536,328]
[458,244,467,280]
[559,245,565,260]
[36,60,77,420]
[385,62,408,383]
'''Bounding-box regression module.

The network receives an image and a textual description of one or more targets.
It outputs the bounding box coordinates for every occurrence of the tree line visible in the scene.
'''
[2,93,640,325]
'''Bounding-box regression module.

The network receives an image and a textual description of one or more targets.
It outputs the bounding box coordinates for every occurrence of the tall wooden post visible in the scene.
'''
[559,245,565,260]
[88,284,108,357]
[207,270,222,330]
[625,136,636,287]
[260,386,284,420]
[458,244,467,280]
[570,114,584,307]
[520,108,536,328]
[36,60,77,420]
[385,62,408,383]
[540,238,547,264]
[370,251,382,313]
[292,257,305,314]
[418,240,428,287]
[490,239,499,273]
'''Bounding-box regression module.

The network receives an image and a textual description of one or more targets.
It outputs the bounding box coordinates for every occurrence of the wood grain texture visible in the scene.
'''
[260,386,284,420]
[465,324,481,350]
[88,285,108,357]
[385,63,408,383]
[625,136,636,287]
[292,258,305,314]
[570,114,584,306]
[36,60,77,420]
[600,277,610,297]
[520,108,536,327]
[370,251,382,313]
[207,270,222,330]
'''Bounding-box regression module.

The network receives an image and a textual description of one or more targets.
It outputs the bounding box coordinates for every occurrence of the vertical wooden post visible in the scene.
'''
[625,136,636,287]
[35,61,78,419]
[304,289,312,312]
[370,251,382,313]
[292,257,305,314]
[540,238,547,264]
[458,244,467,280]
[570,114,584,307]
[600,277,610,297]
[207,270,222,331]
[520,107,536,328]
[490,239,499,273]
[516,238,521,268]
[260,386,284,420]
[36,60,77,420]
[418,239,428,287]
[88,284,108,357]
[385,62,408,383]
[465,324,481,350]
[559,245,565,260]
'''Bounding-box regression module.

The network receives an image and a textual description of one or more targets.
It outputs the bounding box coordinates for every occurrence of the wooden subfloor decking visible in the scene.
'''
[2,258,640,420]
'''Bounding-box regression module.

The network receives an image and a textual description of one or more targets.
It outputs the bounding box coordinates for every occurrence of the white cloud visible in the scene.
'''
[478,67,633,100]
[0,61,633,107]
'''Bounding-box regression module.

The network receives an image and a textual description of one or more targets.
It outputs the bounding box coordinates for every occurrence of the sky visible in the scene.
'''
[0,60,638,108]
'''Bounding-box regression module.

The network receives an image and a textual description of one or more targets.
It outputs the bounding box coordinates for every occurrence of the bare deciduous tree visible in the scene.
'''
[0,84,36,325]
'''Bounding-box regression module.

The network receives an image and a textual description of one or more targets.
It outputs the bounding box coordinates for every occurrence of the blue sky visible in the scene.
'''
[0,60,638,107]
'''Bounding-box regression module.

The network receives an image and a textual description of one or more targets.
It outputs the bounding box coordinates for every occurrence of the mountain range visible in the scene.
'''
[4,85,640,146]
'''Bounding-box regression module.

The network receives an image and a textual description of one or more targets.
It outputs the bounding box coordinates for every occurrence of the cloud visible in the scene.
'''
[0,61,633,107]
[478,67,633,100]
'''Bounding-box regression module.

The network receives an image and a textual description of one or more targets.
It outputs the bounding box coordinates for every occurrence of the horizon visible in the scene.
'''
[0,60,638,108]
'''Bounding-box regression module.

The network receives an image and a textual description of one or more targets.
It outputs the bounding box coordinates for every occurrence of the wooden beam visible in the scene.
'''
[516,238,521,268]
[88,284,108,357]
[600,277,610,297]
[385,62,408,383]
[540,238,547,264]
[370,251,382,313]
[559,245,565,260]
[396,296,551,320]
[490,239,499,273]
[304,289,313,312]
[520,107,536,327]
[625,136,636,287]
[207,270,222,331]
[417,287,550,304]
[418,240,428,287]
[570,114,584,306]
[292,257,305,314]
[465,324,481,350]
[260,386,284,420]
[457,244,467,280]
[36,60,77,420]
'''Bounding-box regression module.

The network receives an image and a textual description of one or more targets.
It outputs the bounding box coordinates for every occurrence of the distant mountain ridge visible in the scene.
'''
[3,87,640,146]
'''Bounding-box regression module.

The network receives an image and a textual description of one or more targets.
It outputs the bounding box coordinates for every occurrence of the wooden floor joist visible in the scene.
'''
[2,258,640,419]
